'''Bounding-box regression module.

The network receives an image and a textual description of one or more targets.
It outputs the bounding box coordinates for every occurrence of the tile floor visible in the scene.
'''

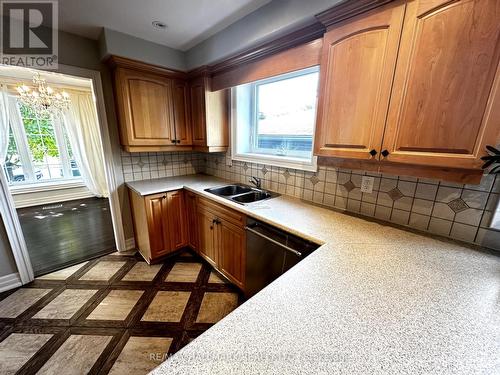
[0,250,243,374]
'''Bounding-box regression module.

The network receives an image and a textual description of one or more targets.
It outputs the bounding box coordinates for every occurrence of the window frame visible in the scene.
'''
[4,100,82,190]
[231,66,319,172]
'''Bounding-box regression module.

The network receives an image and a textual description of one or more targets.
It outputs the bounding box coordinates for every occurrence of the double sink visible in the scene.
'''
[205,184,279,204]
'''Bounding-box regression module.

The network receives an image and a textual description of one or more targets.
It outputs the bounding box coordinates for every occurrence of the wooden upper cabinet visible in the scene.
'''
[382,0,500,169]
[190,77,207,146]
[115,68,175,147]
[172,80,192,146]
[189,74,229,152]
[314,1,406,159]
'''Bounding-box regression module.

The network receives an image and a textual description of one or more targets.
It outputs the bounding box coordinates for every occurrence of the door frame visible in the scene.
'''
[0,64,126,284]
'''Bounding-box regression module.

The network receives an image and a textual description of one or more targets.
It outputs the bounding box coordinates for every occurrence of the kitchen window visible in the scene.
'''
[3,103,81,186]
[231,66,319,171]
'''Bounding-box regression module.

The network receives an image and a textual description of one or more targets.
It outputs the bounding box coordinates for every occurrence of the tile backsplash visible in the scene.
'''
[119,150,500,251]
[203,153,500,252]
[120,151,205,182]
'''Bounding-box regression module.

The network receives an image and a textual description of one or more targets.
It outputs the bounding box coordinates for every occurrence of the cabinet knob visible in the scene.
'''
[369,149,377,157]
[175,140,181,144]
[171,139,176,144]
[162,194,167,199]
[381,150,390,157]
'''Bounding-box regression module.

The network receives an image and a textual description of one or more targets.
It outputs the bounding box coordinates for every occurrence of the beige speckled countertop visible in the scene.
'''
[128,175,500,374]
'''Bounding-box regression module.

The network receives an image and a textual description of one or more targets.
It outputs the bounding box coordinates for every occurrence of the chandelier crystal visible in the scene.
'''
[16,73,71,117]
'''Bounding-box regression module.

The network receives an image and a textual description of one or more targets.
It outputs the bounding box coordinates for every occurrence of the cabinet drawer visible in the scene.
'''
[198,196,245,227]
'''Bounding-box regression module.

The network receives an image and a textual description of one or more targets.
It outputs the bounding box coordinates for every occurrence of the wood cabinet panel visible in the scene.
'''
[166,191,188,251]
[144,193,170,258]
[198,208,217,266]
[314,2,405,159]
[382,0,500,168]
[190,77,207,146]
[115,68,175,146]
[217,220,245,289]
[185,191,199,250]
[172,80,192,145]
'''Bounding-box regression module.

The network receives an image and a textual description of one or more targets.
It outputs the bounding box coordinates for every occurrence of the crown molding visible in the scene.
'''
[316,0,395,28]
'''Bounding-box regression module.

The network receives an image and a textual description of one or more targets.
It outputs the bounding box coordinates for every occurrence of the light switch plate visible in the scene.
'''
[360,176,374,193]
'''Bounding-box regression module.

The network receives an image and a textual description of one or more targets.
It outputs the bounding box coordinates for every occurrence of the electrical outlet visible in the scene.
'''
[360,176,374,193]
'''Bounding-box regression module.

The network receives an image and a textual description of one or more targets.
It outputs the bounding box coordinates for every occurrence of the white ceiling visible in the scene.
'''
[58,0,271,51]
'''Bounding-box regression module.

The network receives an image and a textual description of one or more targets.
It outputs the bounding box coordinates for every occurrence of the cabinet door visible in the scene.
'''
[190,77,207,146]
[382,0,500,169]
[166,191,187,251]
[314,2,405,159]
[217,219,245,289]
[172,80,192,145]
[144,193,170,257]
[185,191,199,250]
[116,68,176,146]
[198,208,217,266]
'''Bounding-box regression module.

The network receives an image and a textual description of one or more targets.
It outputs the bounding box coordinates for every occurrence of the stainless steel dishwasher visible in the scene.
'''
[245,218,319,298]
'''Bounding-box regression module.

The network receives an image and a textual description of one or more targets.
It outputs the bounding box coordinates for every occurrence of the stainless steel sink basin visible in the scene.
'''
[231,191,272,203]
[205,185,252,196]
[204,184,278,204]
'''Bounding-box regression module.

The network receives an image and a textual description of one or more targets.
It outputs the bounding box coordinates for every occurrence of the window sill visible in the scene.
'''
[9,179,86,195]
[232,153,317,172]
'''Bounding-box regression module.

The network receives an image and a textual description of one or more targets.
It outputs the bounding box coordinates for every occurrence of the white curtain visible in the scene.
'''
[0,84,10,162]
[62,90,108,197]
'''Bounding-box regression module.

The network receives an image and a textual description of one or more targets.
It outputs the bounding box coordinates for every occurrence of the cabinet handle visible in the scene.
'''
[369,149,377,157]
[381,150,390,157]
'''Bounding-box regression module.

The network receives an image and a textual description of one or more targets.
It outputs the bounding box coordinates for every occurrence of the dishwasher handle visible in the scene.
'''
[245,225,302,257]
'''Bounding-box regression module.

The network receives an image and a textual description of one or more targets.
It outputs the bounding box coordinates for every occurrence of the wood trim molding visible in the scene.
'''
[211,38,322,91]
[0,273,22,293]
[316,0,396,28]
[106,55,188,80]
[207,21,325,76]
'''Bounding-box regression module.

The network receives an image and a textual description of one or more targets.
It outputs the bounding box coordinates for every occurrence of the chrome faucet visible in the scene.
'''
[249,176,262,189]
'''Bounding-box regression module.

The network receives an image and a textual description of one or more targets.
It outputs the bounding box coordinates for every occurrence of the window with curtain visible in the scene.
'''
[3,103,80,185]
[231,66,320,171]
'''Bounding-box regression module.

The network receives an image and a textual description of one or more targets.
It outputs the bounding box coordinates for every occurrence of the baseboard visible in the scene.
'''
[0,273,22,292]
[125,237,136,251]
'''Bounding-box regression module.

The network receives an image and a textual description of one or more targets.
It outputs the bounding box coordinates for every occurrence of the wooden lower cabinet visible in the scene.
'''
[129,188,246,289]
[198,207,218,266]
[129,189,187,263]
[196,198,246,289]
[217,219,245,289]
[185,191,199,250]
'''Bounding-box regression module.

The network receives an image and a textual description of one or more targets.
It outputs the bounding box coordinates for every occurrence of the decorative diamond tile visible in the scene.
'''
[283,169,291,180]
[161,159,169,166]
[242,162,249,172]
[448,198,469,213]
[387,187,403,201]
[309,175,319,185]
[261,166,268,175]
[183,157,189,164]
[136,160,145,169]
[343,180,355,192]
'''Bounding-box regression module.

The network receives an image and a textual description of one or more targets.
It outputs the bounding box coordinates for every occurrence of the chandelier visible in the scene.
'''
[16,72,71,116]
